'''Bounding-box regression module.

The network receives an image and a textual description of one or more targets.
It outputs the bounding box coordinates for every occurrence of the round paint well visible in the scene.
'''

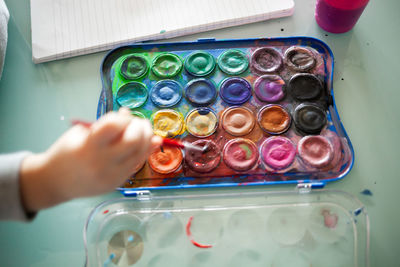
[185,140,221,173]
[148,146,183,174]
[308,205,348,244]
[254,74,286,102]
[151,53,183,78]
[116,82,148,109]
[120,54,148,80]
[185,108,218,138]
[284,46,316,72]
[257,105,291,134]
[260,136,296,170]
[221,106,255,136]
[267,208,306,245]
[131,111,146,119]
[288,73,323,101]
[184,51,216,76]
[150,80,182,107]
[184,78,217,106]
[217,49,249,75]
[293,103,327,134]
[298,135,334,168]
[250,47,282,73]
[151,109,184,138]
[219,77,252,105]
[223,138,259,172]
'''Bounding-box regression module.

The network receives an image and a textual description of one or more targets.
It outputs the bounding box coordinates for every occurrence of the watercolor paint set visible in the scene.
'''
[96,37,354,191]
[86,37,368,267]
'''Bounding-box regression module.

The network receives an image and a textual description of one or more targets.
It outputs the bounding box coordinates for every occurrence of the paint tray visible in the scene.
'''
[89,37,368,267]
[96,37,354,191]
[84,189,369,266]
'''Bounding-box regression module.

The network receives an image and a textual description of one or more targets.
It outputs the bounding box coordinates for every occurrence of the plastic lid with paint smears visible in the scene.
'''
[151,53,183,78]
[148,146,183,174]
[185,108,218,138]
[288,73,323,101]
[293,103,327,134]
[119,54,149,80]
[184,78,217,106]
[217,49,249,75]
[257,104,291,135]
[284,46,316,72]
[219,77,252,105]
[254,75,286,103]
[221,106,255,136]
[184,51,216,76]
[185,140,221,173]
[223,138,259,172]
[298,135,334,168]
[150,80,182,108]
[116,82,148,109]
[260,136,296,170]
[151,109,184,138]
[250,47,283,73]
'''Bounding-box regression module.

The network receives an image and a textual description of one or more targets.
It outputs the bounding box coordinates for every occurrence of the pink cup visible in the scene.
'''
[315,0,369,33]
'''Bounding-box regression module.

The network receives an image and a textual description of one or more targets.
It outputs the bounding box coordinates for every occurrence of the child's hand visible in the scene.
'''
[20,108,162,213]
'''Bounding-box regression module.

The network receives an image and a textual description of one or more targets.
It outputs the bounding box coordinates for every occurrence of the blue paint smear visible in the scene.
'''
[360,189,373,196]
[103,253,115,267]
[354,207,363,216]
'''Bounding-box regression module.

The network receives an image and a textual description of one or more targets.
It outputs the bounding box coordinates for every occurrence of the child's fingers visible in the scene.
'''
[89,112,132,146]
[150,135,163,153]
[111,118,152,161]
[118,107,132,116]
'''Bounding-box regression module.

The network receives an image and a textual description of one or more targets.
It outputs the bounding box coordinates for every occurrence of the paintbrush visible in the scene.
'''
[71,119,205,152]
[162,138,206,152]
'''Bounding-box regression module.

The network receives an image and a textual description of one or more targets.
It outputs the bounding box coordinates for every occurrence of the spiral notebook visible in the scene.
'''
[30,0,295,63]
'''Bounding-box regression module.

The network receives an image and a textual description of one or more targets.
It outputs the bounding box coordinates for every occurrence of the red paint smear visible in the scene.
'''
[103,210,109,214]
[186,216,213,249]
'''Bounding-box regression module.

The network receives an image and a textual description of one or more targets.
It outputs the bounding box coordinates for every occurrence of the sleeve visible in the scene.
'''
[0,152,37,222]
[0,0,10,80]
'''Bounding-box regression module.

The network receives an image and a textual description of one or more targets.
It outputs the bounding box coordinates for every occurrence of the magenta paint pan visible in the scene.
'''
[260,136,296,170]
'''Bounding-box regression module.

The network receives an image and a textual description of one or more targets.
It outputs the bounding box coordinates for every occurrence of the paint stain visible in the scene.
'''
[360,189,373,196]
[160,29,166,34]
[321,209,338,228]
[186,216,213,248]
[341,78,344,81]
[103,210,109,214]
[103,253,115,267]
[281,28,284,31]
[354,207,363,216]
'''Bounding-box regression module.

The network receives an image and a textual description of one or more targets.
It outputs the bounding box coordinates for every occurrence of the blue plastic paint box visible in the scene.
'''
[96,37,354,192]
[87,37,368,267]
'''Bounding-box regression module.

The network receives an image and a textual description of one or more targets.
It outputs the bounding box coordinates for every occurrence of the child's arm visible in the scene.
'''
[19,108,161,215]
